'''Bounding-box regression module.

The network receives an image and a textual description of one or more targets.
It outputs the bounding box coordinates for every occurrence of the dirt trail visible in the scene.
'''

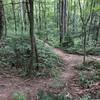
[53,48,83,97]
[53,48,100,80]
[53,48,100,96]
[0,48,100,100]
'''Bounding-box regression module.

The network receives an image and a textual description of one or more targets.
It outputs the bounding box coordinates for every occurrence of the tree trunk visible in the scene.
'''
[19,0,25,32]
[11,0,17,33]
[83,26,87,64]
[26,0,39,75]
[59,0,67,44]
[38,0,42,31]
[78,0,93,64]
[0,0,4,39]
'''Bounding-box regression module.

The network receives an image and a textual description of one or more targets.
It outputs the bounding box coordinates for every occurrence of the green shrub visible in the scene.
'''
[75,64,89,71]
[37,90,71,100]
[75,60,100,71]
[62,35,74,48]
[77,60,100,88]
[79,72,94,88]
[80,94,91,100]
[86,47,100,56]
[47,34,60,47]
[0,36,63,76]
[75,38,82,45]
[12,91,26,100]
[61,37,100,56]
[79,90,100,100]
[64,47,82,54]
[50,78,65,88]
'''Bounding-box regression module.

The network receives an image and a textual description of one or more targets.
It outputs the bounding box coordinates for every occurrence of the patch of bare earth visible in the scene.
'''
[0,48,100,99]
[53,48,100,98]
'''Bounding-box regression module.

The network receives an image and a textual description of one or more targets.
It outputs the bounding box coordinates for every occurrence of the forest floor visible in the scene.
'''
[0,48,100,100]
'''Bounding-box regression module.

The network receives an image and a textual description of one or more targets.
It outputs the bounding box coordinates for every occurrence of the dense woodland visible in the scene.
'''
[0,0,100,100]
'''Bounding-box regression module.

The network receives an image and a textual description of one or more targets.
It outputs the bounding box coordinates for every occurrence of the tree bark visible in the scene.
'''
[59,0,67,44]
[26,0,39,75]
[0,0,4,39]
[11,0,17,33]
[19,0,25,32]
[78,0,94,64]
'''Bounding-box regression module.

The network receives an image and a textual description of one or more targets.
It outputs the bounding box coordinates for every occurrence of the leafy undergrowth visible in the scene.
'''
[11,77,71,100]
[74,60,100,99]
[11,75,100,100]
[63,46,100,56]
[60,36,100,56]
[37,90,71,100]
[0,36,63,77]
[37,77,74,100]
[12,91,27,100]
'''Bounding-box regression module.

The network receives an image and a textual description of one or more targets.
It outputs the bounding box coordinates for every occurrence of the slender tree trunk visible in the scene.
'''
[95,30,99,42]
[44,0,47,30]
[11,0,17,33]
[72,1,76,34]
[57,1,59,29]
[95,19,100,44]
[59,0,67,44]
[38,0,42,31]
[2,2,7,37]
[26,0,39,75]
[83,26,87,64]
[35,2,38,32]
[63,0,67,34]
[78,0,93,64]
[0,0,4,39]
[19,0,25,32]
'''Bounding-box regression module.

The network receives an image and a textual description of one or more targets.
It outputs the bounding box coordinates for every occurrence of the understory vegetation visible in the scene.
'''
[75,60,100,99]
[61,37,100,56]
[0,36,62,77]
